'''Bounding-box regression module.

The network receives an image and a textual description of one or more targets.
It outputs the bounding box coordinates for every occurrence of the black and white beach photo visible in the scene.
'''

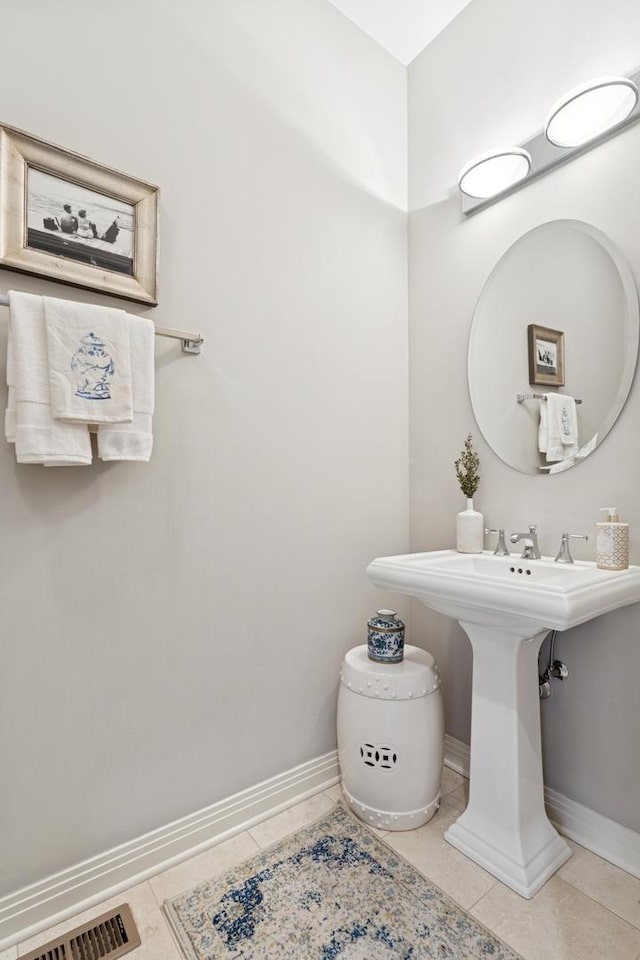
[527,323,565,386]
[535,337,557,375]
[0,123,158,304]
[27,168,135,276]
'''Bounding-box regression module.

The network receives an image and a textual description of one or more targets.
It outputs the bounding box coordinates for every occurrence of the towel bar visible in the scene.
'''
[517,392,582,404]
[0,293,203,355]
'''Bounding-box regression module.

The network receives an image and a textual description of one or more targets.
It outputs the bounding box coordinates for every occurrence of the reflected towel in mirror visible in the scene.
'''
[539,394,579,462]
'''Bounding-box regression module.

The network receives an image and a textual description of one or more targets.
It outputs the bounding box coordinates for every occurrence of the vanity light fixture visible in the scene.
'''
[545,77,638,147]
[460,66,640,216]
[458,148,531,199]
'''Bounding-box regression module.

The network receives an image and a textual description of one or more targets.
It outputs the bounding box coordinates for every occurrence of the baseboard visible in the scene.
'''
[444,735,640,881]
[443,734,470,777]
[0,750,339,952]
[544,786,640,881]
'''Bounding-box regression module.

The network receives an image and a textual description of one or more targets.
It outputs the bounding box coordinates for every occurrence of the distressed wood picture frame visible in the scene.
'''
[527,323,565,386]
[0,123,158,305]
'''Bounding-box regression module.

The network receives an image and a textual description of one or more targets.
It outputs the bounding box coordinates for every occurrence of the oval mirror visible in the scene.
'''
[468,220,639,474]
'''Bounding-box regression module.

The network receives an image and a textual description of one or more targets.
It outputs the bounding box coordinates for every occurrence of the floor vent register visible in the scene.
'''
[21,904,141,960]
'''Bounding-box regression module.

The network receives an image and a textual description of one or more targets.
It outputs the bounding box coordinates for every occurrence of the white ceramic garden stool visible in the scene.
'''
[337,644,444,831]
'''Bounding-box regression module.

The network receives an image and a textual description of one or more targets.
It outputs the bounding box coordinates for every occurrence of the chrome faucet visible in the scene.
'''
[554,532,589,564]
[485,528,510,556]
[509,524,541,560]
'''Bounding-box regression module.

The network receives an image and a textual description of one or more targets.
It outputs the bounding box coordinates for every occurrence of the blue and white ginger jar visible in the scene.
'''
[367,609,405,663]
[70,332,115,400]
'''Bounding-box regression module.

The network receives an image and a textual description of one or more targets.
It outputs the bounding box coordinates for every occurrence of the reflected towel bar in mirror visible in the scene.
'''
[0,293,203,355]
[517,393,582,404]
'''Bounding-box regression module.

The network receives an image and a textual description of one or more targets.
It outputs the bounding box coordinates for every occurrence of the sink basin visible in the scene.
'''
[367,548,640,635]
[366,548,640,899]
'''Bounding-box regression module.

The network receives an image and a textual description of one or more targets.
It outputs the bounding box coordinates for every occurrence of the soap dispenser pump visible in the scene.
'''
[596,507,629,571]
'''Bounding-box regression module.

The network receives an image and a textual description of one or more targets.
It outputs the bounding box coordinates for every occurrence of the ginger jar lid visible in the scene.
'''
[367,609,404,633]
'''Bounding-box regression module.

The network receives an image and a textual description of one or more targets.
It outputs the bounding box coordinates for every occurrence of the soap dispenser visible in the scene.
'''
[596,507,629,571]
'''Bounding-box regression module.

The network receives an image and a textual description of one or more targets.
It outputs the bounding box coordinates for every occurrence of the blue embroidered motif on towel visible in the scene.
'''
[71,332,115,400]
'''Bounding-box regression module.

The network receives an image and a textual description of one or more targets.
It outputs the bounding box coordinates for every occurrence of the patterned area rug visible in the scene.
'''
[164,804,522,960]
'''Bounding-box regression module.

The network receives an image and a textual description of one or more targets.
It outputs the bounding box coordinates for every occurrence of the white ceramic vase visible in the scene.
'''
[456,498,484,553]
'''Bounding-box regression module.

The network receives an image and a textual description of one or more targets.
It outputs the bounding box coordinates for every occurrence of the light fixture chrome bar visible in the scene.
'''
[462,66,640,216]
[517,393,582,405]
[0,293,203,354]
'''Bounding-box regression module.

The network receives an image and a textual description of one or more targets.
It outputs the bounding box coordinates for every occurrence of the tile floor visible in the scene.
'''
[7,769,640,960]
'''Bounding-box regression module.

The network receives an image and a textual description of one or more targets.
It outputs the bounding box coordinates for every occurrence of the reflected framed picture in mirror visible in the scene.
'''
[528,324,565,386]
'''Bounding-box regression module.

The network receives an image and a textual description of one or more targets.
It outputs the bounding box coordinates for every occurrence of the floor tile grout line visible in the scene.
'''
[248,795,336,849]
[247,826,266,848]
[463,885,532,960]
[158,903,187,960]
[465,878,500,915]
[556,843,640,932]
[147,875,165,910]
[440,779,467,798]
[148,830,263,907]
[467,868,640,943]
[553,872,640,935]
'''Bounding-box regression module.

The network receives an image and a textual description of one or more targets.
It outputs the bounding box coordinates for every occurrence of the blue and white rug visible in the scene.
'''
[164,804,522,959]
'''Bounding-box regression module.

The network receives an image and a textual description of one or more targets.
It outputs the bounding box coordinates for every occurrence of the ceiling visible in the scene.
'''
[326,0,474,65]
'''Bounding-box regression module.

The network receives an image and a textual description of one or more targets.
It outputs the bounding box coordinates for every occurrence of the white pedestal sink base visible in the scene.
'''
[445,812,571,900]
[444,622,572,899]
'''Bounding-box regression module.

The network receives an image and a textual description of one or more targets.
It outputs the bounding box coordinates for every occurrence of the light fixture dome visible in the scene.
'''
[457,148,531,200]
[545,76,638,147]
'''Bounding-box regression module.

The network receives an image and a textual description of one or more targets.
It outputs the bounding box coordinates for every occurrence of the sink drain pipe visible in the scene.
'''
[539,630,569,699]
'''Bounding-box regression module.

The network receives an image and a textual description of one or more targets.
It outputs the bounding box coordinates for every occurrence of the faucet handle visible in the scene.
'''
[554,532,589,564]
[485,527,511,556]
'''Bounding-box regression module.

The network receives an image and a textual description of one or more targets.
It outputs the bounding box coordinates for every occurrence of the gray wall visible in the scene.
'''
[0,0,410,896]
[408,0,640,830]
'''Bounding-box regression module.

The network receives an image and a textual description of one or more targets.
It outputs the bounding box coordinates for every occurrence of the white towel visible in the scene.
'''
[560,396,578,447]
[43,296,133,424]
[97,315,155,461]
[539,393,579,462]
[8,291,92,465]
[5,325,15,442]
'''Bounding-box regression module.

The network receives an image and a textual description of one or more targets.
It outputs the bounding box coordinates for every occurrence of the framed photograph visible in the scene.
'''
[0,124,158,305]
[527,324,565,386]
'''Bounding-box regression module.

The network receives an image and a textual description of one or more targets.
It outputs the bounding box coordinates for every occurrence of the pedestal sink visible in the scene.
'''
[366,549,640,898]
